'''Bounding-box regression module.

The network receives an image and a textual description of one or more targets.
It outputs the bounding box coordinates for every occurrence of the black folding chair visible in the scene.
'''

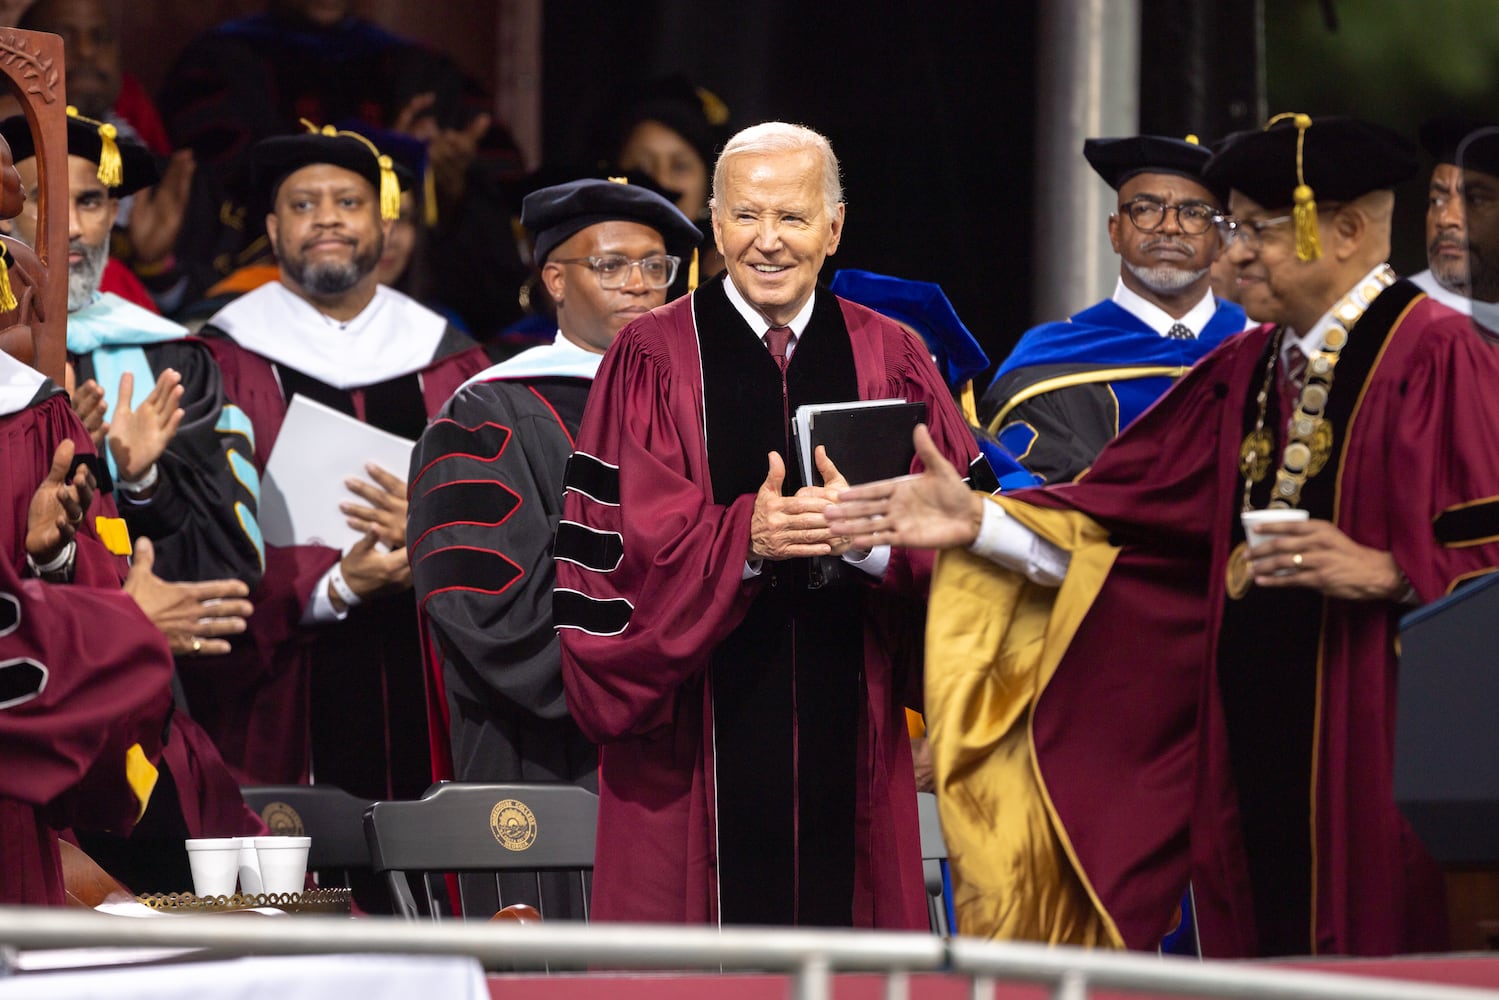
[364,782,598,921]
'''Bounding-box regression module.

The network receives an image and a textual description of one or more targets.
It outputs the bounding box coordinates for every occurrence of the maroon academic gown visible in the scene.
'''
[556,280,980,928]
[191,330,489,797]
[0,391,176,904]
[1,391,260,860]
[1014,281,1499,956]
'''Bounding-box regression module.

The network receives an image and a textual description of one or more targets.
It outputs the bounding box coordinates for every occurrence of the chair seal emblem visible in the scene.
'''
[490,799,538,851]
[261,801,305,836]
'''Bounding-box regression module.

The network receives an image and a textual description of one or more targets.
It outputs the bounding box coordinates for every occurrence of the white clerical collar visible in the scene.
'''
[207,282,448,390]
[460,331,603,389]
[1111,278,1217,338]
[722,274,817,347]
[1281,263,1393,365]
[0,348,46,417]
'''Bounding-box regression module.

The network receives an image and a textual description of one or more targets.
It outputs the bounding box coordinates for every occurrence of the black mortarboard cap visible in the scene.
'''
[522,177,701,266]
[1419,116,1499,178]
[1204,114,1418,212]
[0,109,159,196]
[249,122,414,220]
[1082,134,1224,202]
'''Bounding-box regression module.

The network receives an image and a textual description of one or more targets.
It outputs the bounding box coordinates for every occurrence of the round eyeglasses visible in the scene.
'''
[553,253,681,289]
[1215,215,1293,251]
[1118,198,1220,236]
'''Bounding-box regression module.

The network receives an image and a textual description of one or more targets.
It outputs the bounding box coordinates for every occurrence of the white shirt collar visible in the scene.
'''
[1281,263,1392,365]
[1111,278,1217,338]
[722,274,818,356]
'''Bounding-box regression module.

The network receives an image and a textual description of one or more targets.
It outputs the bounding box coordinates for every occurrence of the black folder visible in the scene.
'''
[1394,570,1499,863]
[795,400,927,487]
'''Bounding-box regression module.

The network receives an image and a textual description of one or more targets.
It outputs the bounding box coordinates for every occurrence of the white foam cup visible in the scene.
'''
[236,837,263,895]
[185,837,241,897]
[1241,508,1310,575]
[254,836,311,896]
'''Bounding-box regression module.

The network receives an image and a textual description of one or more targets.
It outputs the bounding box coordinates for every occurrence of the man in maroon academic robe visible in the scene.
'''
[555,122,990,928]
[0,346,255,901]
[188,126,489,802]
[827,114,1499,956]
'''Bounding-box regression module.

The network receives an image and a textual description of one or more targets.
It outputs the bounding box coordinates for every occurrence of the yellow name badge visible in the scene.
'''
[94,516,132,556]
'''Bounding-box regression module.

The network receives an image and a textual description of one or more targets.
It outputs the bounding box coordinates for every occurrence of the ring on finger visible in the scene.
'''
[191,637,202,654]
[1292,552,1304,569]
[67,510,82,525]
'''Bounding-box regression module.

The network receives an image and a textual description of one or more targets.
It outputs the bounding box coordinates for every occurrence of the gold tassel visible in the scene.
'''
[687,247,699,291]
[95,123,122,187]
[0,250,17,313]
[68,106,121,187]
[1266,112,1321,262]
[377,154,400,221]
[1293,183,1322,262]
[423,165,438,226]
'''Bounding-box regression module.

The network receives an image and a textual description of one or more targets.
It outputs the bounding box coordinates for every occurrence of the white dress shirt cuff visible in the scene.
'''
[843,544,890,579]
[967,500,1069,586]
[301,565,352,624]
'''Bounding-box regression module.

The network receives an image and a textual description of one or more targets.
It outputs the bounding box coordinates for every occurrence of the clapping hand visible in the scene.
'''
[107,369,185,485]
[26,439,95,565]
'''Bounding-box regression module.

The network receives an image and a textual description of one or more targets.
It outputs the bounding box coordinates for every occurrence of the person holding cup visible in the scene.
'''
[826,115,1499,958]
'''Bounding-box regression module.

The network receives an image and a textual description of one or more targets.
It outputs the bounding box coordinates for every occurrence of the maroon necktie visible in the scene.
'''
[766,325,793,372]
[1279,342,1308,423]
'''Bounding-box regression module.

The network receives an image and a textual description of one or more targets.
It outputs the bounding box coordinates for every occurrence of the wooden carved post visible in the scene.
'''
[0,28,66,385]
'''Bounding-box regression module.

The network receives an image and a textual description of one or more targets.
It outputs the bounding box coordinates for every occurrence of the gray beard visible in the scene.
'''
[284,237,382,298]
[292,258,365,297]
[67,237,109,312]
[1125,260,1209,296]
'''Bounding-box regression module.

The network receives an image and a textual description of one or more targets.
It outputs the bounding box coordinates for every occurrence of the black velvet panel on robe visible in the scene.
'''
[697,281,865,927]
[1215,280,1418,955]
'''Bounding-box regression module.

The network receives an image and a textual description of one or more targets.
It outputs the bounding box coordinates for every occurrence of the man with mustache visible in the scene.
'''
[189,127,490,813]
[980,135,1245,484]
[0,111,262,590]
[1410,116,1499,316]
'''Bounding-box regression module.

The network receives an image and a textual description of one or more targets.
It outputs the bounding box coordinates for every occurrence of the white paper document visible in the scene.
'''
[258,394,415,551]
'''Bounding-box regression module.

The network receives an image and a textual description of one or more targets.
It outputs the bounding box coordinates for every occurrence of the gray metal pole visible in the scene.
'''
[1032,0,1141,325]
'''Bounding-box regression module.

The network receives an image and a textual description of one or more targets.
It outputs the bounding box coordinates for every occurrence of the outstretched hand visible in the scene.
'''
[124,537,253,656]
[825,424,983,551]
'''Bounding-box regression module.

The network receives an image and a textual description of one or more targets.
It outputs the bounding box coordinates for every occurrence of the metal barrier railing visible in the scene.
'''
[1,906,1498,1000]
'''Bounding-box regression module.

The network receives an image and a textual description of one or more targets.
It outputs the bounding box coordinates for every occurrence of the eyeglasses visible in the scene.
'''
[552,253,681,289]
[1117,198,1220,235]
[1215,214,1293,251]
